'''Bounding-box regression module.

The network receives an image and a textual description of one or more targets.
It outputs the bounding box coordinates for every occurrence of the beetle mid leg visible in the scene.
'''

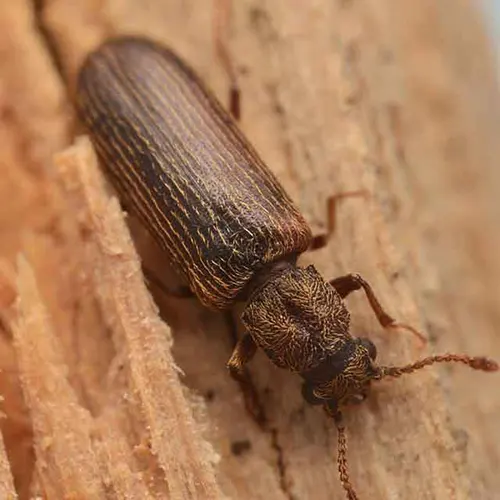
[142,265,195,299]
[329,273,426,345]
[309,191,367,251]
[123,211,195,299]
[214,0,240,120]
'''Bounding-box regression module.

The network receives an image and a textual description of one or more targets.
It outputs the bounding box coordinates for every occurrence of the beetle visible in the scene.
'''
[76,36,498,499]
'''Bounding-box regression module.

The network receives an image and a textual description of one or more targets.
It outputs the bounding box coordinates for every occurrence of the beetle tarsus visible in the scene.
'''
[309,191,367,251]
[214,0,240,120]
[229,85,241,121]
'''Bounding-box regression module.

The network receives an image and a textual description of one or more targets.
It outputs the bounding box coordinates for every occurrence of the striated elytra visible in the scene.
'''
[76,36,498,499]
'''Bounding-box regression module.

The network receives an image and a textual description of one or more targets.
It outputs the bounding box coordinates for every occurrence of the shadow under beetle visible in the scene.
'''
[76,36,499,500]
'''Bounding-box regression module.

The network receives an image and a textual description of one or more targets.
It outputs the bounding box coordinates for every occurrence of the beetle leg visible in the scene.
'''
[309,191,367,251]
[227,333,257,378]
[142,265,194,298]
[226,333,267,427]
[214,0,240,120]
[329,273,426,345]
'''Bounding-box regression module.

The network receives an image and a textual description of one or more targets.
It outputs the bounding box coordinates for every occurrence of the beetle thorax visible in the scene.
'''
[241,264,351,373]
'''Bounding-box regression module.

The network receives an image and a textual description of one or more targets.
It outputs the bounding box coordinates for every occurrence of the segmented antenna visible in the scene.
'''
[333,411,359,500]
[327,354,497,499]
[378,354,498,379]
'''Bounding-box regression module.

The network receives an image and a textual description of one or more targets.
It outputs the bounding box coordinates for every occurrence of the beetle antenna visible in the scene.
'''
[378,354,498,379]
[333,411,359,500]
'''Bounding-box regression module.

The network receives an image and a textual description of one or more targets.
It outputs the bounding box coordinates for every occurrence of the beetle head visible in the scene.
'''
[301,336,380,411]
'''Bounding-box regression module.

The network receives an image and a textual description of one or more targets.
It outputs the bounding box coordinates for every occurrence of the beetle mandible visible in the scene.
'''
[76,36,498,499]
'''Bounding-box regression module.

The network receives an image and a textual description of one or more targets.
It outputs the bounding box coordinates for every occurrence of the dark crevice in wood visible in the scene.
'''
[270,427,291,499]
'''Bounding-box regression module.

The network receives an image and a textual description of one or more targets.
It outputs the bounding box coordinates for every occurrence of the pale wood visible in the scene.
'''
[0,429,17,500]
[0,0,498,499]
[55,137,221,499]
[13,253,107,499]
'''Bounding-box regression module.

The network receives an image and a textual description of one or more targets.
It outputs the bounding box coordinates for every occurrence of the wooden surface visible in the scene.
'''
[0,1,499,499]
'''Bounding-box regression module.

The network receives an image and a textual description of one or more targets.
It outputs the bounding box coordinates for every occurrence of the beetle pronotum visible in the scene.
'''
[76,36,498,499]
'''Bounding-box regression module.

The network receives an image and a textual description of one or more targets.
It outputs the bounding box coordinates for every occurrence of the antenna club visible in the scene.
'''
[471,357,499,372]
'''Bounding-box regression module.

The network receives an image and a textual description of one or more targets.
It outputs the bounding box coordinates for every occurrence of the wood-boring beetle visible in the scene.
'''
[76,36,499,499]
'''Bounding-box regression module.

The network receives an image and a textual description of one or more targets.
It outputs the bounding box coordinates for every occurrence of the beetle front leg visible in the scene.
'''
[227,333,257,378]
[226,333,267,427]
[329,273,426,345]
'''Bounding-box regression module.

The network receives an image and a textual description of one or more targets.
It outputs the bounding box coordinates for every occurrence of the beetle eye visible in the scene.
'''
[359,337,377,360]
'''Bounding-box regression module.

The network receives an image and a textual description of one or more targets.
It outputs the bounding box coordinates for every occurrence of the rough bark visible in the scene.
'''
[0,1,499,499]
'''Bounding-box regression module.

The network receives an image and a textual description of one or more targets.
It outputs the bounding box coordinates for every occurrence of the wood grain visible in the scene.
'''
[0,0,498,499]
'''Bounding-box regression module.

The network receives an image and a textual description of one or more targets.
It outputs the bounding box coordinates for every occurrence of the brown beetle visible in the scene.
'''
[76,36,498,499]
